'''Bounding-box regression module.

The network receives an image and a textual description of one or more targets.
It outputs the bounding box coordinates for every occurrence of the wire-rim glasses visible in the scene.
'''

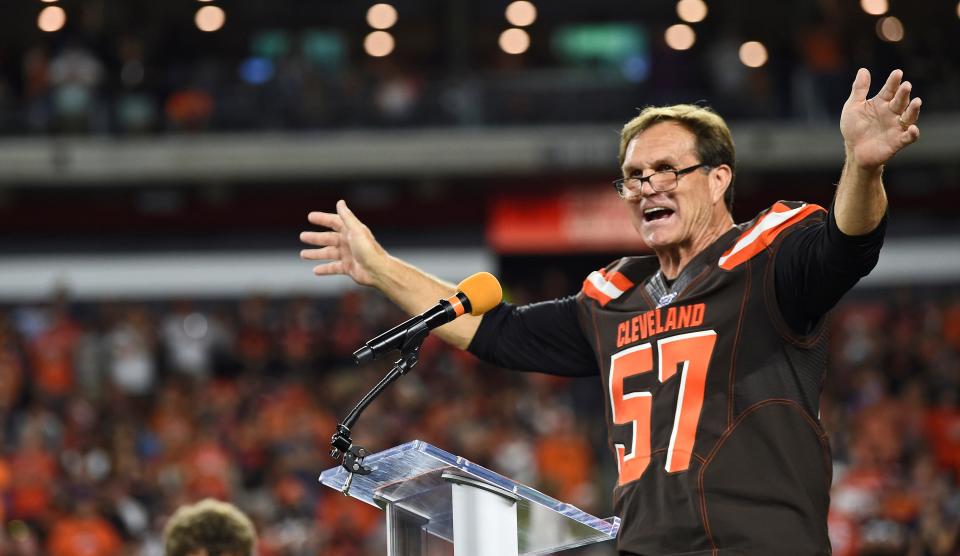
[613,163,711,199]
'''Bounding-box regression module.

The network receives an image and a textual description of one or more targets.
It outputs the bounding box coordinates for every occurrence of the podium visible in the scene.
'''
[320,440,620,556]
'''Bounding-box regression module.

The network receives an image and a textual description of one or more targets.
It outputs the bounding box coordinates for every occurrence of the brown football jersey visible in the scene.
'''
[579,201,832,554]
[469,201,885,555]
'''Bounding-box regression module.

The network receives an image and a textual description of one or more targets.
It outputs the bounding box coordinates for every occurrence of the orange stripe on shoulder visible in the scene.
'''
[718,202,825,270]
[606,270,635,292]
[582,278,612,305]
[581,268,635,306]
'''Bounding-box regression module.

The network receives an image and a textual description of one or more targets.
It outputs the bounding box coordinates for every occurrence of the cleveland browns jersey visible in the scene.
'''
[469,201,886,555]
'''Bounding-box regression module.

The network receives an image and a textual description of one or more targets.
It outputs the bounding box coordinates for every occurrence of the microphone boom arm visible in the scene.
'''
[327,271,502,495]
[329,319,430,494]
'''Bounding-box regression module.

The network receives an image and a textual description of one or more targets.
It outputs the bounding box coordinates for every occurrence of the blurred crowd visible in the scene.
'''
[825,291,960,555]
[1,4,959,135]
[0,281,958,555]
[0,286,607,556]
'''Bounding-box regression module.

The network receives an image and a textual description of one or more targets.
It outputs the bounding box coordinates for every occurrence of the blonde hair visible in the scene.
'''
[164,499,256,556]
[619,104,736,211]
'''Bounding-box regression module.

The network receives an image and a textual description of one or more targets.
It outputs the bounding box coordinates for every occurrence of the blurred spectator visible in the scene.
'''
[278,298,319,375]
[21,46,51,132]
[4,519,42,556]
[925,389,960,481]
[792,20,847,121]
[164,89,213,131]
[0,312,26,412]
[48,44,105,133]
[236,295,272,374]
[534,405,595,506]
[115,36,158,134]
[105,305,157,399]
[9,410,60,524]
[26,301,82,405]
[46,494,122,556]
[160,302,224,380]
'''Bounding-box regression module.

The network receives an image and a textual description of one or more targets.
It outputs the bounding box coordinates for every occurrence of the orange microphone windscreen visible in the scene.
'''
[457,272,503,316]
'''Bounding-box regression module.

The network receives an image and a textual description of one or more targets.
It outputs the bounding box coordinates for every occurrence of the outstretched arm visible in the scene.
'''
[835,68,921,234]
[774,68,920,333]
[300,200,482,349]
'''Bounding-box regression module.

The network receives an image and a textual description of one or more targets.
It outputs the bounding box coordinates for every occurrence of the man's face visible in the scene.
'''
[621,121,720,251]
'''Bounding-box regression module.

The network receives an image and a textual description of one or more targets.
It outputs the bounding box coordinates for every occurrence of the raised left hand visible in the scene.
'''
[840,68,921,170]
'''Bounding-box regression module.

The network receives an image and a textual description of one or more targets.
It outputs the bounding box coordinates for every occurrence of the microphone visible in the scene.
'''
[353,272,503,365]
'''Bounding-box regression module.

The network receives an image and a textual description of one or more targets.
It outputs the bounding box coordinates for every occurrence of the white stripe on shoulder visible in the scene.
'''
[587,270,626,299]
[718,205,806,267]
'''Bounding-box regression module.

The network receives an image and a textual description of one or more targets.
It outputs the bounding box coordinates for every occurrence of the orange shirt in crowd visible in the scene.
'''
[925,406,960,478]
[183,439,234,500]
[47,515,122,556]
[29,317,82,398]
[9,447,57,520]
[0,341,23,409]
[535,432,593,501]
[316,492,380,538]
[942,302,960,352]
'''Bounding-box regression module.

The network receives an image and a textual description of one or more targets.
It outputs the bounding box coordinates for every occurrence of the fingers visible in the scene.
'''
[898,96,921,146]
[300,246,340,261]
[901,125,920,145]
[308,201,363,232]
[312,261,345,276]
[900,96,922,127]
[876,69,903,102]
[302,201,366,279]
[848,68,871,103]
[307,211,342,231]
[299,231,339,247]
[336,199,363,229]
[889,80,912,114]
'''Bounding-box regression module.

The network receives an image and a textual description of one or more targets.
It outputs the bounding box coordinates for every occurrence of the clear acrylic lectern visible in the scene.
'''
[320,440,620,556]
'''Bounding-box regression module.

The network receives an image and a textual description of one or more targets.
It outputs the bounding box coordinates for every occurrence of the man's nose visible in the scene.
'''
[638,178,658,197]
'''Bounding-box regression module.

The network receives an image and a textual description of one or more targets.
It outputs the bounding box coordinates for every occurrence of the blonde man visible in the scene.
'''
[163,499,256,556]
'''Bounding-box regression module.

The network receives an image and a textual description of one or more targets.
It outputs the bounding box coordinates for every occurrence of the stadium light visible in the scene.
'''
[366,3,398,30]
[664,24,696,50]
[37,6,66,32]
[739,41,768,68]
[505,1,537,27]
[876,16,904,41]
[195,5,225,32]
[676,0,708,24]
[499,28,530,55]
[860,0,888,16]
[364,31,395,57]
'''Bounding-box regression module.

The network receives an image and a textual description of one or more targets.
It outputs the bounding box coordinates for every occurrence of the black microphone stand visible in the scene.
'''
[329,319,429,495]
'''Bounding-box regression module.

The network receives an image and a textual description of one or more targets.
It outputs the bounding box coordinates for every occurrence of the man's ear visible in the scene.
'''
[710,165,733,205]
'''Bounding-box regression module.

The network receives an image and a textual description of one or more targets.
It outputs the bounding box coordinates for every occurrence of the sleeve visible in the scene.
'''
[774,205,886,334]
[466,295,599,377]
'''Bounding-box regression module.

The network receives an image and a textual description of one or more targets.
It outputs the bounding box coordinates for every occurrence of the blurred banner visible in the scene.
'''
[488,185,649,254]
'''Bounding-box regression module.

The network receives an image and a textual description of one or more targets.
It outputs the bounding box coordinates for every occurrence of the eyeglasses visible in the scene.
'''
[613,163,711,199]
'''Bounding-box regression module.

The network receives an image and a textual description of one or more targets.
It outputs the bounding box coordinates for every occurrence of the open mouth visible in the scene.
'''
[643,207,675,222]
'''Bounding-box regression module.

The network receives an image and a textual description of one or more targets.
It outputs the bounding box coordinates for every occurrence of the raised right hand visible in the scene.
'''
[300,200,386,287]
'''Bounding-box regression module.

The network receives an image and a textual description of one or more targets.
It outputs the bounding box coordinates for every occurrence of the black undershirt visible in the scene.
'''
[468,207,886,377]
[774,207,885,334]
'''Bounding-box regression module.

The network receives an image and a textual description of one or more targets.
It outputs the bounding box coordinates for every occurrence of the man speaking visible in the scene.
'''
[301,68,921,555]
